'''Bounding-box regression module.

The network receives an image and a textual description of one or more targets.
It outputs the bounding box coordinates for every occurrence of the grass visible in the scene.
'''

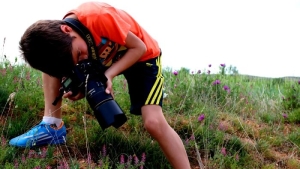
[1,57,300,169]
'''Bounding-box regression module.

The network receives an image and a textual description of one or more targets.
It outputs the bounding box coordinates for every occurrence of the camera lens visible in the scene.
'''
[85,79,127,130]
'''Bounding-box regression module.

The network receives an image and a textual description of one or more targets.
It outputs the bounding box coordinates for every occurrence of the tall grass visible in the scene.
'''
[1,56,300,169]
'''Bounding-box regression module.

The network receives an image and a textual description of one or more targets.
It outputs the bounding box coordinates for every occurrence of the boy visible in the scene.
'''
[9,2,190,168]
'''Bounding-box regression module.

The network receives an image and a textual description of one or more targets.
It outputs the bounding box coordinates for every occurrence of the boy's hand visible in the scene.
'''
[104,73,114,98]
[63,91,85,101]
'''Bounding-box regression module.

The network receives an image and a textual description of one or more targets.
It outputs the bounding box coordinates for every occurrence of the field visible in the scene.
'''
[1,58,300,169]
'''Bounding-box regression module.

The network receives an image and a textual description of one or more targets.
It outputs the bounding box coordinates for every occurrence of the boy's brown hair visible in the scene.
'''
[19,20,74,78]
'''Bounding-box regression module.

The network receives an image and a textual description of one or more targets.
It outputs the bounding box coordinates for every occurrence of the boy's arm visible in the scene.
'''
[104,31,146,94]
[105,31,146,79]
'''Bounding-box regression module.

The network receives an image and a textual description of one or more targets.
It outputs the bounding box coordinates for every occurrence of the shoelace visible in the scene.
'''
[25,123,51,136]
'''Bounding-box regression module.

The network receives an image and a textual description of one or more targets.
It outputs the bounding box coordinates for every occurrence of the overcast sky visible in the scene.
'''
[1,0,300,77]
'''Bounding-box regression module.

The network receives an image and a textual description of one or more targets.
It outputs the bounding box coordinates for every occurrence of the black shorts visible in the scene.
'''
[122,56,164,115]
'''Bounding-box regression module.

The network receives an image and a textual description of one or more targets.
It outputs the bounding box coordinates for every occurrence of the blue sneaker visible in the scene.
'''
[9,121,67,148]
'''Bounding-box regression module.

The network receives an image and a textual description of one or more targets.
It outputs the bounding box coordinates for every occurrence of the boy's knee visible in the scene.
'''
[143,118,168,138]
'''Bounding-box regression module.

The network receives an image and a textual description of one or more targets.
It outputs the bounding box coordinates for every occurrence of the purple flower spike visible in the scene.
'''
[207,70,211,74]
[208,64,212,67]
[220,63,226,67]
[223,85,229,91]
[221,147,227,156]
[213,80,221,85]
[197,70,201,74]
[141,152,146,163]
[120,154,125,164]
[283,113,288,118]
[134,155,139,165]
[223,85,231,93]
[198,114,205,122]
[173,70,178,76]
[298,80,300,85]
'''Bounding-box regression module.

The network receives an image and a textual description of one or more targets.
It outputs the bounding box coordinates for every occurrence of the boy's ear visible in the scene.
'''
[60,25,73,33]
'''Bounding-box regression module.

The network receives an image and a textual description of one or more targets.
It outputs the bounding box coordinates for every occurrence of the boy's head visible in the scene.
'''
[19,20,74,78]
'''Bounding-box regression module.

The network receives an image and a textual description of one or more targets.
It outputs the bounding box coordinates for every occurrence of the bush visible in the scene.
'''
[282,81,300,111]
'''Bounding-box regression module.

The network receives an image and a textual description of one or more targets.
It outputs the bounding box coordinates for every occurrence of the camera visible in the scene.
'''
[53,59,127,130]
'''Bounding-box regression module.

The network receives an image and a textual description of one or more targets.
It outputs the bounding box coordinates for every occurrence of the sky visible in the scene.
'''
[0,0,300,77]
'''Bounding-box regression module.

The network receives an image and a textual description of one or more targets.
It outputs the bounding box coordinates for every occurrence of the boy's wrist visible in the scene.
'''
[104,69,115,80]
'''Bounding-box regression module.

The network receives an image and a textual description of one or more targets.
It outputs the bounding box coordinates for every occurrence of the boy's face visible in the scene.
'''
[70,33,88,65]
[61,25,88,65]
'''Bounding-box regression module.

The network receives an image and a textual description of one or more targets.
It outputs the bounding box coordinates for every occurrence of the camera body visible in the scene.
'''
[60,59,127,130]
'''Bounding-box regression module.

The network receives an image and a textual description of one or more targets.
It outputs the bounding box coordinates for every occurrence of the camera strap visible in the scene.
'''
[63,18,100,64]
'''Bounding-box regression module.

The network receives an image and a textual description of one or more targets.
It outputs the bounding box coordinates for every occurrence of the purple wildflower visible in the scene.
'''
[208,64,211,67]
[213,80,221,85]
[218,122,228,131]
[197,70,201,74]
[223,85,229,90]
[283,113,288,118]
[63,160,69,168]
[223,85,230,93]
[134,155,139,165]
[140,152,146,169]
[40,147,47,158]
[27,150,35,159]
[120,154,125,164]
[141,153,146,163]
[189,134,195,140]
[235,154,240,161]
[220,63,226,67]
[198,114,205,122]
[298,80,300,85]
[207,70,211,74]
[221,147,227,156]
[173,70,178,76]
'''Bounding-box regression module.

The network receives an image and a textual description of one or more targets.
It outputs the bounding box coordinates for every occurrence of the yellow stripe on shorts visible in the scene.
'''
[145,57,164,105]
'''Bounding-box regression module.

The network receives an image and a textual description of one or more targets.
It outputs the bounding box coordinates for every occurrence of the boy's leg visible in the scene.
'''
[141,105,191,169]
[42,73,63,119]
[9,73,66,148]
[123,56,191,168]
[41,73,65,127]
